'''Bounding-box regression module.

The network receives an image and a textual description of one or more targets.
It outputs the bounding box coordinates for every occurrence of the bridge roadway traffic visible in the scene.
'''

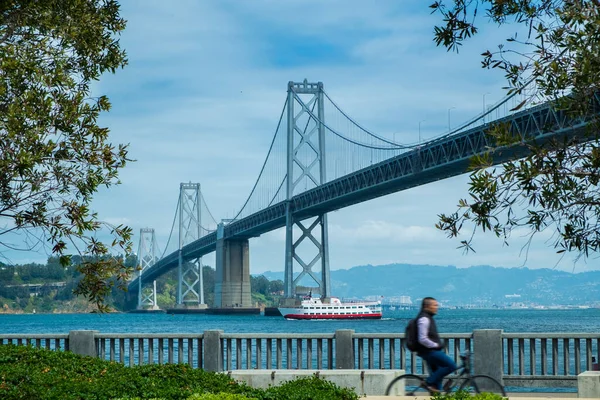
[130,94,598,290]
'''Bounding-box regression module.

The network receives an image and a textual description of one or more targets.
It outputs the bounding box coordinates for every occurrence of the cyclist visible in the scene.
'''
[414,297,456,392]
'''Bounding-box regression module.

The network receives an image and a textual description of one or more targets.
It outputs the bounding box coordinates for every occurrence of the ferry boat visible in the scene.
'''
[278,295,382,320]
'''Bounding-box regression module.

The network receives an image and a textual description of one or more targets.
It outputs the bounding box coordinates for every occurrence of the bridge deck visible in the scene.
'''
[130,94,597,290]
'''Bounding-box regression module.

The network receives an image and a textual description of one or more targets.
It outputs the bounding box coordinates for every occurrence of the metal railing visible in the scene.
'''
[96,333,204,368]
[221,333,335,370]
[3,329,600,390]
[91,332,474,374]
[0,334,68,351]
[353,333,472,373]
[503,333,600,388]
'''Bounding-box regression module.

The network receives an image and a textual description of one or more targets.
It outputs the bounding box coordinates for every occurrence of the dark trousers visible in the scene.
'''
[420,350,457,389]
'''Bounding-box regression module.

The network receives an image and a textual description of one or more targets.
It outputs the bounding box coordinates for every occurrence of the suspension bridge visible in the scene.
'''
[128,80,598,312]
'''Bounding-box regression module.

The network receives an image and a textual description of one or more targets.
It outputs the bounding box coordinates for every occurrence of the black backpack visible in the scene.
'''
[404,318,419,352]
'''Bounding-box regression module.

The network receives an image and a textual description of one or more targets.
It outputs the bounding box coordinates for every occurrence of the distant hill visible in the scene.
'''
[259,264,600,306]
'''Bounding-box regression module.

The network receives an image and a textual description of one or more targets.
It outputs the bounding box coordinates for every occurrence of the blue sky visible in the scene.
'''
[6,0,599,273]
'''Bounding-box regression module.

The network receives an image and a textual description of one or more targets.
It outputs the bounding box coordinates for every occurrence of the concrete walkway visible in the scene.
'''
[364,395,582,400]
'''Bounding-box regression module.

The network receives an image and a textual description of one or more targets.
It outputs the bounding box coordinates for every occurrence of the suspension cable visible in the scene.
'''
[159,197,179,259]
[228,98,288,222]
[324,70,543,148]
[200,192,218,226]
[267,175,287,207]
[323,91,414,148]
[199,224,216,233]
[293,93,415,150]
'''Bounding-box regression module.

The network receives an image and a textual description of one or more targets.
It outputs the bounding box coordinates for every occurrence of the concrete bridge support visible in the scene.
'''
[215,227,252,308]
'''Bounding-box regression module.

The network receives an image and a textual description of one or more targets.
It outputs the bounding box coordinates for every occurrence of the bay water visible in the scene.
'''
[1,309,599,393]
[1,308,599,335]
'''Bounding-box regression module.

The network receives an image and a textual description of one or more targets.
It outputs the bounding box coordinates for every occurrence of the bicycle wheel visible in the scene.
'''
[458,374,506,396]
[385,374,429,396]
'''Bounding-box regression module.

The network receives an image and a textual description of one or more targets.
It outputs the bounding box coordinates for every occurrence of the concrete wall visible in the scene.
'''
[214,238,251,308]
[24,329,600,397]
[578,371,600,398]
[226,369,404,396]
[68,330,98,357]
[473,329,503,387]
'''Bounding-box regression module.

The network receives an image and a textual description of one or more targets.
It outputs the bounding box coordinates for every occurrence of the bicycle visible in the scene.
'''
[385,351,506,396]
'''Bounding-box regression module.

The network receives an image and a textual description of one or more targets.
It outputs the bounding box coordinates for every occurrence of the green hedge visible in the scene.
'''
[0,345,358,400]
[433,391,506,400]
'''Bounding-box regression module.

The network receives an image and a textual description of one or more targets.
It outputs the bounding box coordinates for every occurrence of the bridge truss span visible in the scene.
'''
[291,96,594,217]
[128,82,599,297]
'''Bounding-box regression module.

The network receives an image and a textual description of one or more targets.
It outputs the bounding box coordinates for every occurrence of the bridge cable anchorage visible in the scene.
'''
[293,93,410,151]
[227,98,288,223]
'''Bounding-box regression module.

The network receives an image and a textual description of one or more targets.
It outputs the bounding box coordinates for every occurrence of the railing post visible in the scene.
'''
[473,329,503,385]
[335,329,355,369]
[68,330,98,357]
[578,371,600,398]
[204,330,223,372]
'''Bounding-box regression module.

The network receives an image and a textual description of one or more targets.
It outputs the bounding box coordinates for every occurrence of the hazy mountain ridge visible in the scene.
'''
[260,264,600,306]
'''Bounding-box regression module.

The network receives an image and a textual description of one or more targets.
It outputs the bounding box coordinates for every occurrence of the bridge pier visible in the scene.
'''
[214,225,252,309]
[175,183,207,310]
[136,228,160,311]
[283,80,331,301]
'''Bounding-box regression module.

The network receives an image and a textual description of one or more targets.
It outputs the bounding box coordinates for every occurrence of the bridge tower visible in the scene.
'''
[284,80,331,300]
[177,182,206,309]
[137,228,159,310]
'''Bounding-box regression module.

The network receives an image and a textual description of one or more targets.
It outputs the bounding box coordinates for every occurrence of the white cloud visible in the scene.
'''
[328,220,441,244]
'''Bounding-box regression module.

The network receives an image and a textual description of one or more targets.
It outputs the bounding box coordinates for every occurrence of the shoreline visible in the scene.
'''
[1,306,599,315]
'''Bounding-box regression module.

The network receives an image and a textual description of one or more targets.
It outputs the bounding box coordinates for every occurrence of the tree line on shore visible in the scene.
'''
[0,258,285,313]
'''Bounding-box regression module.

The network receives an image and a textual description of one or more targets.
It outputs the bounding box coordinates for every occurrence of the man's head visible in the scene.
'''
[421,297,439,315]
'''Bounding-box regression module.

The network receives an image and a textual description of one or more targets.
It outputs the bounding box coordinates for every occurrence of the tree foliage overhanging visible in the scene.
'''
[0,0,132,311]
[431,1,600,261]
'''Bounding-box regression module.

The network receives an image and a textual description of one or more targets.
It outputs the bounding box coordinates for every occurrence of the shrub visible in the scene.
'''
[0,345,358,400]
[0,345,260,400]
[432,391,506,400]
[187,393,257,400]
[262,375,359,400]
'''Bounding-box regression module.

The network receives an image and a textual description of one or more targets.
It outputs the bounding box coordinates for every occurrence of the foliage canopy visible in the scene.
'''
[431,1,600,262]
[0,0,131,311]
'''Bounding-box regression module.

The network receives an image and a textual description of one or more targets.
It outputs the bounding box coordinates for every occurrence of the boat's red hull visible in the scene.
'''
[282,313,382,320]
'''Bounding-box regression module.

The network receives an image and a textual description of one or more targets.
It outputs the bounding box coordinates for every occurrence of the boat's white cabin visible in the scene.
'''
[301,296,342,306]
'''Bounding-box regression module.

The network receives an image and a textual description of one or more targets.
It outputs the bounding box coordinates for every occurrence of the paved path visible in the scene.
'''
[364,395,582,400]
